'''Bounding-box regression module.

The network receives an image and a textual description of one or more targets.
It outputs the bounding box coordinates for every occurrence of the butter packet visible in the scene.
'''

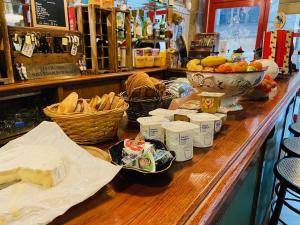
[154,149,174,168]
[130,151,156,172]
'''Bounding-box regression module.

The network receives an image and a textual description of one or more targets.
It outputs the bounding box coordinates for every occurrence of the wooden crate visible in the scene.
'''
[76,5,116,73]
[114,9,132,72]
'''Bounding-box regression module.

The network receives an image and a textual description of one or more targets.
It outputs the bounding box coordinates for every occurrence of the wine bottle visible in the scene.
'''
[159,15,166,40]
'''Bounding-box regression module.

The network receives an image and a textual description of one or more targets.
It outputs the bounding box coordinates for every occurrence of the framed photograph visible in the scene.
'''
[30,0,69,30]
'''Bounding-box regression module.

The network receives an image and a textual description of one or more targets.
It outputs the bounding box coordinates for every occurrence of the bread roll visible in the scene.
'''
[57,92,78,113]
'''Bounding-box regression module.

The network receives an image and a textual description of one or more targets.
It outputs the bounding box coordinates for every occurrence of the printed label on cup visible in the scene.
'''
[179,134,191,145]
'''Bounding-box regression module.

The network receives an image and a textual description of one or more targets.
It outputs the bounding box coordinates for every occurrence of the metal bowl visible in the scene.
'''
[187,70,265,96]
[186,70,266,112]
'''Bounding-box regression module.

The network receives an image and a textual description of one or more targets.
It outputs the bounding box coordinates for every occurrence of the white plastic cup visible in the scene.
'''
[137,116,169,142]
[188,113,220,148]
[162,121,199,162]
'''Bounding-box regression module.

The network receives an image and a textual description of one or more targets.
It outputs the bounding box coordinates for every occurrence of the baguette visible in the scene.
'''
[89,95,101,110]
[115,98,125,108]
[74,100,84,112]
[104,92,115,110]
[98,94,109,111]
[110,96,120,109]
[79,99,92,113]
[57,92,78,113]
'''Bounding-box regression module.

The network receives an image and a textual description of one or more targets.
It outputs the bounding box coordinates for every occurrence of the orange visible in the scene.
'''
[249,61,263,71]
[237,61,248,67]
[216,64,233,72]
[232,64,247,72]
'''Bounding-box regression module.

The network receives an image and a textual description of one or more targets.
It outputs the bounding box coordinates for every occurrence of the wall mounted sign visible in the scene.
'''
[26,63,80,79]
[31,0,69,30]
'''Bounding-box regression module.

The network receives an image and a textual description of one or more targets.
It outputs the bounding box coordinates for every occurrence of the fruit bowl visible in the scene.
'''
[186,70,266,112]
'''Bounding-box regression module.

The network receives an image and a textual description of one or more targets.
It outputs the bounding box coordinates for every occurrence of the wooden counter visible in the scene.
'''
[48,74,300,225]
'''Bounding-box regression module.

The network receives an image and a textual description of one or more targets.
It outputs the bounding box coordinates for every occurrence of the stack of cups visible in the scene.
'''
[162,121,199,162]
[137,116,170,143]
[187,113,220,148]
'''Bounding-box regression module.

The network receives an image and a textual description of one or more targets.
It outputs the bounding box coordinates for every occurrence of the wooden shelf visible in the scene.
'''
[0,67,168,94]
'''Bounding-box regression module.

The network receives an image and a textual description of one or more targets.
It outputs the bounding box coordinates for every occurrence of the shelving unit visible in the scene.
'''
[77,5,116,73]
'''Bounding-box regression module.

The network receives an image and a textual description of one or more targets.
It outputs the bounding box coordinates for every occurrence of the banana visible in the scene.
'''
[201,56,226,67]
[187,59,203,71]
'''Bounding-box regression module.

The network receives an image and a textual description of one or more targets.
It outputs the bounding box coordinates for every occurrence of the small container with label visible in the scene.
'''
[188,113,220,148]
[137,116,169,142]
[135,56,145,68]
[152,48,160,56]
[162,121,199,162]
[199,92,224,113]
[143,48,153,56]
[134,48,144,56]
[149,108,177,121]
[154,56,162,67]
[145,56,154,67]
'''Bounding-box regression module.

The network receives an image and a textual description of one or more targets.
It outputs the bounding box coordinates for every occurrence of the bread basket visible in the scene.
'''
[43,102,128,144]
[120,86,175,122]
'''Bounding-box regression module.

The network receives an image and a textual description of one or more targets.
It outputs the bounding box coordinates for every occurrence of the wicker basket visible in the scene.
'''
[43,102,128,145]
[120,87,175,122]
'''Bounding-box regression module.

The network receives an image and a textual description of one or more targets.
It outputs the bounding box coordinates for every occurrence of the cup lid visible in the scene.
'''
[162,121,199,132]
[149,108,176,117]
[187,113,220,122]
[198,92,225,97]
[137,116,169,125]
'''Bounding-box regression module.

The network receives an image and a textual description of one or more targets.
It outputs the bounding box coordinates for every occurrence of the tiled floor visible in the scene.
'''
[278,192,300,225]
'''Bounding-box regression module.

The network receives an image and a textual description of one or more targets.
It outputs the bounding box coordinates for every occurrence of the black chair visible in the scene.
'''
[269,158,300,225]
[281,137,300,157]
[289,122,300,137]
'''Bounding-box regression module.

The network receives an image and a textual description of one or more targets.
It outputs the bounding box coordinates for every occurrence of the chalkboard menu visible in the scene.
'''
[31,0,69,29]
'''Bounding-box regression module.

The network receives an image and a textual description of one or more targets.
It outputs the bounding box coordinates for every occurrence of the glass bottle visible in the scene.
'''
[145,12,153,39]
[135,11,143,39]
[159,15,166,40]
[154,19,160,39]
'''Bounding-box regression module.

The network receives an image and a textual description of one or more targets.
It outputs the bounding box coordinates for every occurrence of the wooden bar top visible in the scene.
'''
[49,73,300,225]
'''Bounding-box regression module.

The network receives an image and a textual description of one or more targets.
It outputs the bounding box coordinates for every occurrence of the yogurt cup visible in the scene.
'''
[162,121,199,162]
[149,108,177,121]
[214,113,227,123]
[137,116,169,142]
[187,113,220,148]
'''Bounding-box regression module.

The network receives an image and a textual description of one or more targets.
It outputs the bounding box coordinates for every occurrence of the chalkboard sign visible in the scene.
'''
[31,0,69,30]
